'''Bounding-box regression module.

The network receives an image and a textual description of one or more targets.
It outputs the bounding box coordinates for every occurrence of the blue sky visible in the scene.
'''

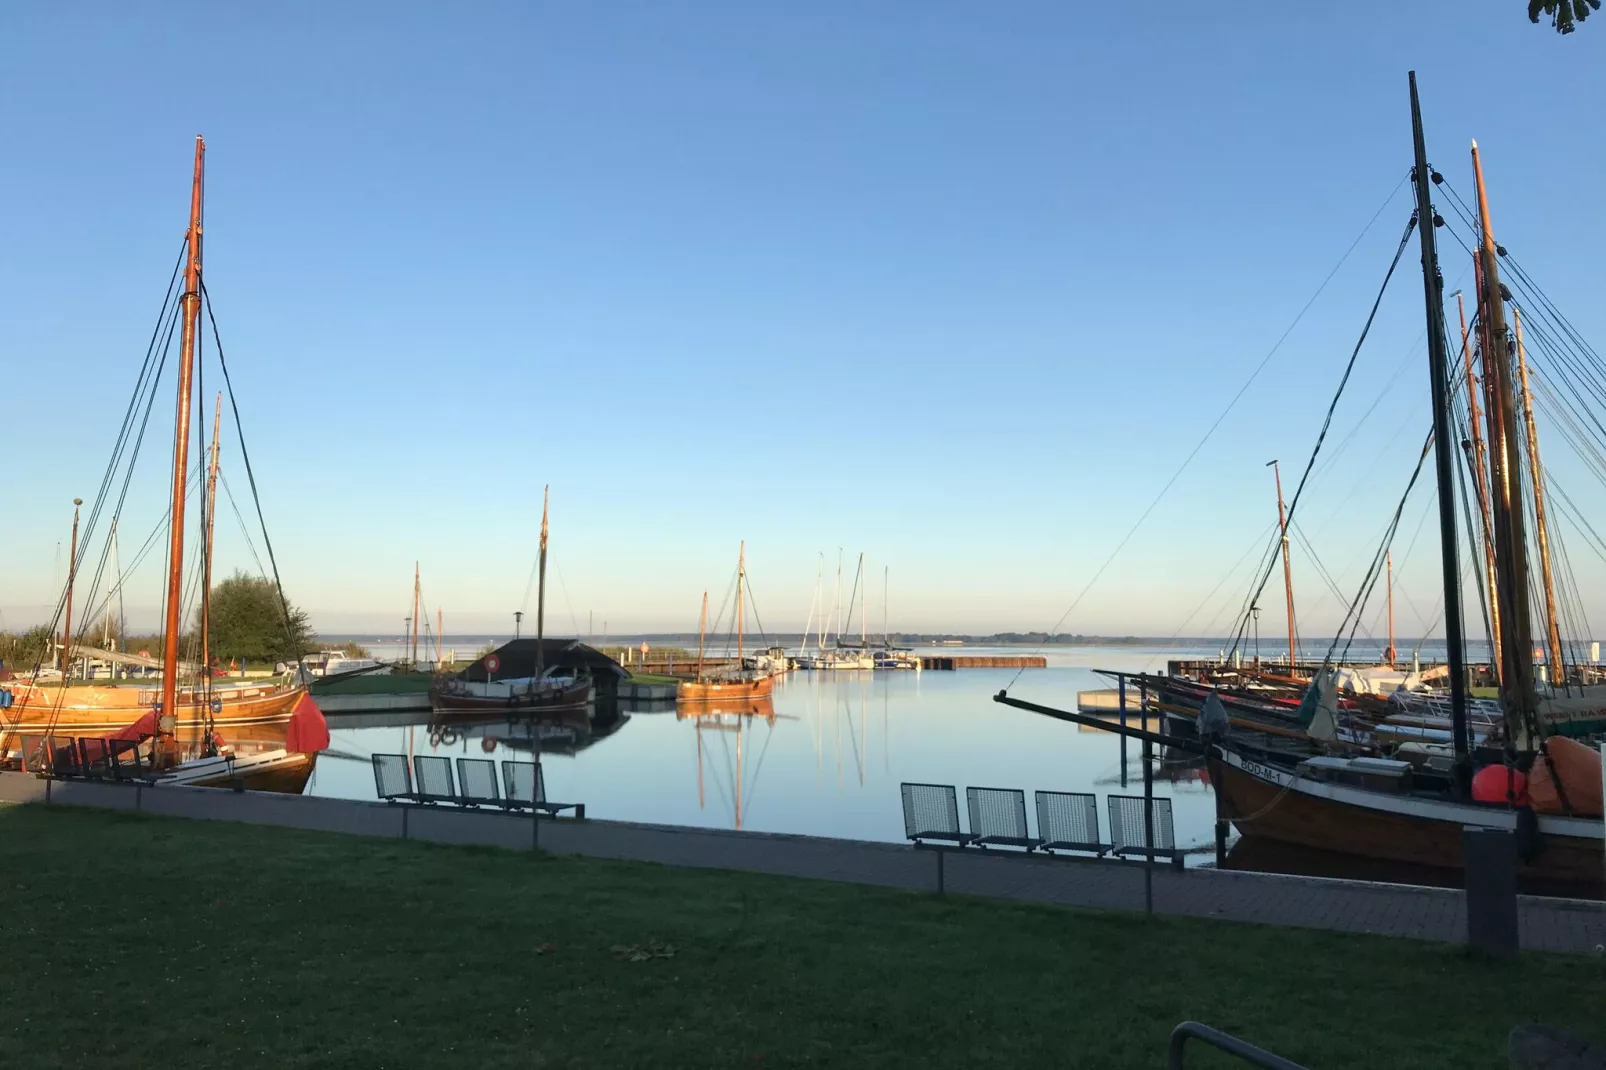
[2,2,1601,640]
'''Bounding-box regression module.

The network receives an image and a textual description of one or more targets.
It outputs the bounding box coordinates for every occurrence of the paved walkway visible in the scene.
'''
[4,772,1603,954]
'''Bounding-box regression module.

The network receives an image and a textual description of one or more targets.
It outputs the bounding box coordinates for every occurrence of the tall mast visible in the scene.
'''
[833,548,843,648]
[436,608,443,664]
[736,541,746,663]
[1459,289,1502,681]
[882,565,889,648]
[160,135,206,736]
[1385,551,1396,668]
[857,553,867,650]
[111,518,124,652]
[1407,73,1470,767]
[1268,459,1297,668]
[200,393,222,679]
[411,563,420,667]
[536,486,549,679]
[1513,307,1564,686]
[62,498,82,676]
[697,591,707,682]
[1471,138,1537,728]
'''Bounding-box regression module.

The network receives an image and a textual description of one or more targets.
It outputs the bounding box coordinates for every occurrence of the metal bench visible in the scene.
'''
[1108,793,1182,866]
[371,753,425,804]
[899,782,976,847]
[965,786,1043,850]
[412,755,457,803]
[454,757,503,807]
[501,760,585,818]
[1034,790,1110,856]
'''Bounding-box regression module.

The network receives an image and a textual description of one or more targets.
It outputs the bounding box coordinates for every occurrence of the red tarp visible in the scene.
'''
[111,709,159,742]
[285,693,330,755]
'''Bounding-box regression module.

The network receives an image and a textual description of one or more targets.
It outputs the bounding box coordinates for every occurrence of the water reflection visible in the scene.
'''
[308,646,1227,852]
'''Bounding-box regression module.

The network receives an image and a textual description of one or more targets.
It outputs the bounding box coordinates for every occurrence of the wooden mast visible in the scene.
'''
[1458,289,1502,681]
[1513,307,1565,686]
[200,393,222,679]
[436,608,443,665]
[62,498,82,675]
[736,541,746,664]
[1471,138,1538,729]
[411,563,420,667]
[1407,73,1471,767]
[696,591,707,683]
[1385,551,1396,668]
[1268,459,1297,668]
[536,486,549,681]
[160,135,206,740]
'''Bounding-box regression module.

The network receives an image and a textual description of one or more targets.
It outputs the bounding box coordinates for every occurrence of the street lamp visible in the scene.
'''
[514,611,524,639]
[1250,603,1261,666]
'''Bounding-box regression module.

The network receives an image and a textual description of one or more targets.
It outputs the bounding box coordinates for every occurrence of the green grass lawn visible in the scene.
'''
[1,804,1600,1069]
[624,671,683,686]
[310,670,435,696]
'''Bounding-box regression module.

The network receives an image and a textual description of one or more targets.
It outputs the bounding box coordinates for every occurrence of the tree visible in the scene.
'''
[0,625,55,673]
[1530,0,1598,32]
[197,571,314,663]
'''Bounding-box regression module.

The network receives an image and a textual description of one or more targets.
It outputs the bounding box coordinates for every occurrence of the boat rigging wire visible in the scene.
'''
[1226,214,1420,662]
[1004,173,1411,691]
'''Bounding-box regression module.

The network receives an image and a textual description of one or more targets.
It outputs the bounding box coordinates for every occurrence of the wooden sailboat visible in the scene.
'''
[1205,77,1603,892]
[0,137,327,793]
[997,74,1602,894]
[679,542,776,703]
[428,487,592,715]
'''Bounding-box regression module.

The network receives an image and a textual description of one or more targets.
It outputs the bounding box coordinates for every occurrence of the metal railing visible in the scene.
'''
[1168,1023,1309,1070]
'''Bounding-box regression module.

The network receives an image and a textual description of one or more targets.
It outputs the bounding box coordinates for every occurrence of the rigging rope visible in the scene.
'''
[1227,214,1419,661]
[1001,176,1412,691]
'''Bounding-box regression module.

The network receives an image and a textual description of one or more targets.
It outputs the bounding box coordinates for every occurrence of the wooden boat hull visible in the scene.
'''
[678,675,775,703]
[1210,748,1604,894]
[428,680,591,717]
[1,682,306,754]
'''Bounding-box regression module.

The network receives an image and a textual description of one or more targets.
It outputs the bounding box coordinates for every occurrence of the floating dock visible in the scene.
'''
[919,655,1046,671]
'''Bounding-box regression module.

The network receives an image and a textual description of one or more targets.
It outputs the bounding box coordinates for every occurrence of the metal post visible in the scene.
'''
[1143,733,1155,915]
[1118,674,1129,788]
[936,848,946,895]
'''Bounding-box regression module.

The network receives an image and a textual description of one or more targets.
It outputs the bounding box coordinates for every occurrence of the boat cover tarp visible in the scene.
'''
[111,709,159,742]
[1528,736,1603,817]
[1333,668,1424,696]
[1301,669,1341,741]
[285,693,330,755]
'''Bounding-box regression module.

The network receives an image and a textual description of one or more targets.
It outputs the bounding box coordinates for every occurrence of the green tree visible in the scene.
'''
[0,625,55,672]
[197,572,314,663]
[1530,0,1598,32]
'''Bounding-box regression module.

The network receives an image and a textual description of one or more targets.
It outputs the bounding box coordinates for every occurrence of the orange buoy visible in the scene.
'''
[1471,764,1529,807]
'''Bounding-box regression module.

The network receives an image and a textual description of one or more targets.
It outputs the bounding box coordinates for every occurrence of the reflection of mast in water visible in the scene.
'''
[685,701,776,830]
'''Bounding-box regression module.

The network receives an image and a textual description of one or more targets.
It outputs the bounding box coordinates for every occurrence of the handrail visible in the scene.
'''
[1168,1022,1309,1070]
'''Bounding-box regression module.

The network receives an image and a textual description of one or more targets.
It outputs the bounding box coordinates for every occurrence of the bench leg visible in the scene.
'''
[936,849,945,895]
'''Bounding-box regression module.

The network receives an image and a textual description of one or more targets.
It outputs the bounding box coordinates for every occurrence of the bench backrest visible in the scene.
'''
[1035,790,1101,847]
[413,755,456,800]
[1108,794,1175,851]
[900,782,961,839]
[455,757,501,802]
[966,786,1030,840]
[372,753,413,799]
[502,760,548,804]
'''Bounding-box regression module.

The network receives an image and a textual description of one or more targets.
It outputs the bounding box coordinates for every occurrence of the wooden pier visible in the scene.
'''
[919,655,1046,671]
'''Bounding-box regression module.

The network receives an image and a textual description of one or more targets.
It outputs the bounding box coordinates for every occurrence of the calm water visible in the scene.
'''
[305,644,1222,850]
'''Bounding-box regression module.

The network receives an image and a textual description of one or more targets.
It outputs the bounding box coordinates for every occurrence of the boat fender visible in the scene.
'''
[0,688,11,709]
[1513,806,1542,862]
[481,737,497,754]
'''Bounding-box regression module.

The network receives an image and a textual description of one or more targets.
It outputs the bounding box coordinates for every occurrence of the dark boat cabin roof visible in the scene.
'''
[458,639,629,683]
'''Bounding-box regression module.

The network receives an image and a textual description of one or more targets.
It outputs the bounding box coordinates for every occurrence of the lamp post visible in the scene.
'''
[1250,603,1261,667]
[514,611,523,639]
